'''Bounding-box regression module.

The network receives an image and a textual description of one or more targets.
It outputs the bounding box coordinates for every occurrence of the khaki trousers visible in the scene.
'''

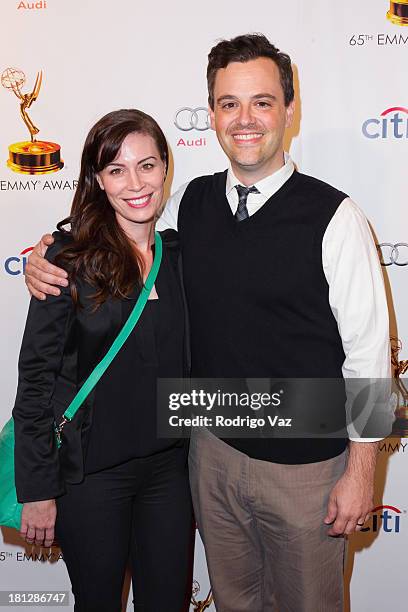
[189,429,347,612]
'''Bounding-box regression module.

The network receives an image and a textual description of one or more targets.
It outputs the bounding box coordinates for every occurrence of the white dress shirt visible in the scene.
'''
[157,157,393,441]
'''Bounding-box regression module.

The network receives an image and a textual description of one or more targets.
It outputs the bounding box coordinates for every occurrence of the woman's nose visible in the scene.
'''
[127,169,145,191]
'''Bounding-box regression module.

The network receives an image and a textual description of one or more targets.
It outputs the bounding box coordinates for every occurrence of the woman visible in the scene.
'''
[12,109,194,611]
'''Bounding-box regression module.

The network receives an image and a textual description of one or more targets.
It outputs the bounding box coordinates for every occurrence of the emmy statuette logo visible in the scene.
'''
[391,338,408,436]
[387,1,408,25]
[1,67,63,175]
[191,580,213,611]
[348,2,408,45]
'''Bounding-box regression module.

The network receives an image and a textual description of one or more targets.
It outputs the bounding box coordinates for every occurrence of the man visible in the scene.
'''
[26,34,391,612]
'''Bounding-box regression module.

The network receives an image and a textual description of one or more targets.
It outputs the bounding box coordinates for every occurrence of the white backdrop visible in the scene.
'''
[0,1,407,610]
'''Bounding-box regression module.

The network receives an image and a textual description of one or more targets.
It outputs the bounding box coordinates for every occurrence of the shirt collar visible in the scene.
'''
[226,153,295,198]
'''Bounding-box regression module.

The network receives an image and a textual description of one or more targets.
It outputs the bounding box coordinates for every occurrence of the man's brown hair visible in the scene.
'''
[207,33,294,110]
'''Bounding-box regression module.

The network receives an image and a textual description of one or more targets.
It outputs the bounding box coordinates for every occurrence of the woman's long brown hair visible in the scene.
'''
[55,109,169,308]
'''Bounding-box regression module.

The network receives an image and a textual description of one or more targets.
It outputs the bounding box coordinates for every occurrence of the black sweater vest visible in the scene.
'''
[178,170,348,463]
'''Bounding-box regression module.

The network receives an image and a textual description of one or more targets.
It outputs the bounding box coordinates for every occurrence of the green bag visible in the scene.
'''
[0,232,162,530]
[0,419,21,529]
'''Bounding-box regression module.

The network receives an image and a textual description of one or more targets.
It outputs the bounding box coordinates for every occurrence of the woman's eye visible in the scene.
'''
[141,163,154,171]
[109,167,123,175]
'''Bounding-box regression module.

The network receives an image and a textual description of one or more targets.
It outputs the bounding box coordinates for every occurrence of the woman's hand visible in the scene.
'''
[20,500,57,547]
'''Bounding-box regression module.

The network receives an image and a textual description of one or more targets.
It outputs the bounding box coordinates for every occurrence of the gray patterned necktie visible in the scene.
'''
[235,185,260,221]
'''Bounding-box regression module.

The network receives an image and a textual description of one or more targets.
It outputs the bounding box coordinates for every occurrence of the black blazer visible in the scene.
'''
[12,229,188,503]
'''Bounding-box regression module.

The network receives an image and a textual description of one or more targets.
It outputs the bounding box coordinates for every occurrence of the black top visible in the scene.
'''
[178,169,348,464]
[13,230,187,503]
[84,243,186,473]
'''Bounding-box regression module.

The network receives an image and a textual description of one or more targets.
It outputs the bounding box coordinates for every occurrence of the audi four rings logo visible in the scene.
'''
[377,243,408,266]
[174,107,210,131]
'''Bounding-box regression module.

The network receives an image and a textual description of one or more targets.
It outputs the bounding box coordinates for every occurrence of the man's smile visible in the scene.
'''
[232,132,263,144]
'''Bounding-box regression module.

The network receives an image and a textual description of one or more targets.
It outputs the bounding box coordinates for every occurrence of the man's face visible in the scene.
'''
[209,57,294,184]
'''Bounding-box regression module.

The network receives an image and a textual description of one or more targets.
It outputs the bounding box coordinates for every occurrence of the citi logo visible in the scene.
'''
[362,107,408,139]
[361,505,402,533]
[4,247,33,276]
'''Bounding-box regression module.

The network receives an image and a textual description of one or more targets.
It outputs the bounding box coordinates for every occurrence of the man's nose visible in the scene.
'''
[237,104,254,126]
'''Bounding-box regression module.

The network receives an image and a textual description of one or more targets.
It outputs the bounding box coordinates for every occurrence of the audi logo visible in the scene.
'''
[377,243,408,266]
[174,107,210,131]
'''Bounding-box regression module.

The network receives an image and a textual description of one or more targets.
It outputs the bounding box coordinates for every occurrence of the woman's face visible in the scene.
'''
[96,131,166,229]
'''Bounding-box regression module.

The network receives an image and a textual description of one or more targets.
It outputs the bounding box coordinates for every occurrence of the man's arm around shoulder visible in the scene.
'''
[25,181,190,299]
[25,233,68,300]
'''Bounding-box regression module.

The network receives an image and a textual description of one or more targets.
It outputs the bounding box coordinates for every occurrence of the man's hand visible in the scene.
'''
[25,234,68,299]
[20,499,57,548]
[324,441,378,536]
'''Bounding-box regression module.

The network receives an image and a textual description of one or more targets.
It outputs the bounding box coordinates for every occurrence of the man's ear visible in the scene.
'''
[285,100,295,128]
[209,106,216,131]
[96,174,104,190]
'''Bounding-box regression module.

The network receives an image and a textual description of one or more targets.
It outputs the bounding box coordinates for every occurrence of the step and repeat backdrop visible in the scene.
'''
[0,1,407,610]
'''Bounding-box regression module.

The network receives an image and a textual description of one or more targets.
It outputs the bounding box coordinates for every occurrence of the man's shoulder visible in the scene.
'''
[159,228,179,250]
[294,170,348,200]
[182,170,227,198]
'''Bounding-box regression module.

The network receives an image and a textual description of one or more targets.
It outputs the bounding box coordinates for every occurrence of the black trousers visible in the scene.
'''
[56,443,194,612]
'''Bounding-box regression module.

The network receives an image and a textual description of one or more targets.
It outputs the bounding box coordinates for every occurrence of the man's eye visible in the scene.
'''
[256,101,272,108]
[222,102,236,110]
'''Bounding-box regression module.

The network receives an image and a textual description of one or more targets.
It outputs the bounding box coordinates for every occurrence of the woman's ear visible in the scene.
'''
[96,174,104,190]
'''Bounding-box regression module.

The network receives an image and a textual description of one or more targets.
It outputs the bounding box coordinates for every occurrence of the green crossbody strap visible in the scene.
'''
[59,231,162,426]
